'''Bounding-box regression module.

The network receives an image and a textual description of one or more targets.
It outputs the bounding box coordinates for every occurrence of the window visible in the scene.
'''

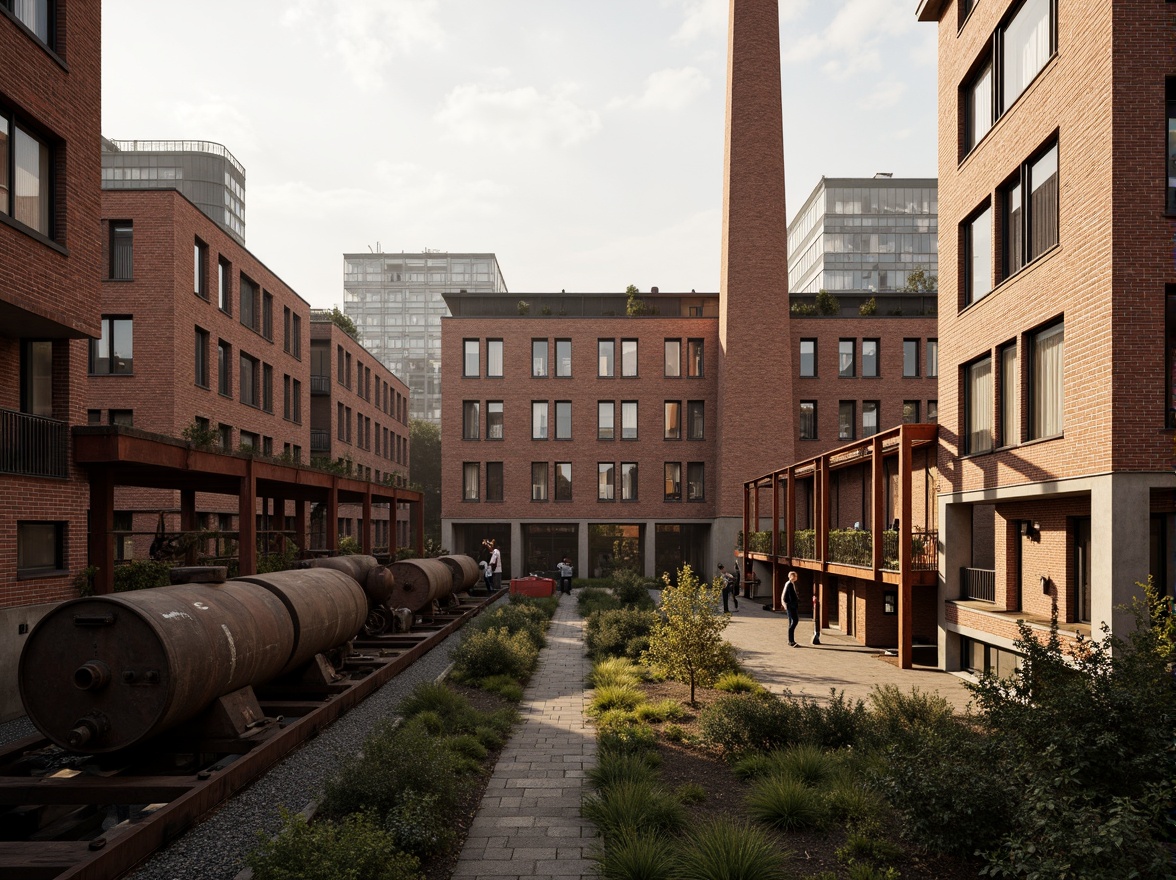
[621,339,638,377]
[555,462,572,501]
[283,376,292,420]
[964,60,993,154]
[532,401,549,439]
[240,275,258,331]
[262,292,273,340]
[621,401,638,439]
[486,462,503,501]
[664,339,681,377]
[1003,141,1058,278]
[800,401,817,440]
[664,463,682,501]
[337,402,345,440]
[21,339,51,417]
[687,462,704,501]
[240,354,258,406]
[110,222,133,279]
[0,114,51,235]
[487,401,503,439]
[462,401,480,440]
[240,431,258,451]
[598,401,615,440]
[556,339,572,377]
[483,338,503,377]
[838,340,855,378]
[292,379,302,424]
[262,364,273,412]
[966,356,994,454]
[218,258,231,313]
[90,316,133,374]
[927,339,939,377]
[903,401,920,423]
[555,401,572,439]
[862,339,879,378]
[863,401,879,437]
[1030,322,1063,439]
[463,339,479,377]
[687,401,704,440]
[664,401,681,440]
[621,462,638,500]
[963,204,992,305]
[109,409,133,427]
[903,339,919,377]
[799,339,816,377]
[283,307,292,352]
[1000,0,1053,112]
[195,328,209,387]
[928,400,939,422]
[838,402,855,440]
[3,0,52,45]
[1168,79,1176,214]
[599,340,615,377]
[463,463,480,501]
[219,423,233,451]
[532,339,548,377]
[291,314,301,359]
[999,344,1019,445]
[17,521,63,576]
[687,339,703,377]
[195,240,208,299]
[532,462,548,501]
[598,463,615,500]
[1167,289,1176,428]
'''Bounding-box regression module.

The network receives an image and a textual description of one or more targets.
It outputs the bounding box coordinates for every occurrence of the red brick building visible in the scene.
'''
[0,2,102,715]
[918,0,1176,672]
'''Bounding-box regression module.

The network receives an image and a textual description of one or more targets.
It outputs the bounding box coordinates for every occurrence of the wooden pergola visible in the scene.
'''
[74,426,424,595]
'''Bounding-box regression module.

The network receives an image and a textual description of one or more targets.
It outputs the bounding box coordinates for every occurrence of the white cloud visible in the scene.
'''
[782,0,918,79]
[169,96,259,157]
[859,80,906,110]
[608,67,710,112]
[434,83,602,151]
[280,0,444,91]
[669,0,809,42]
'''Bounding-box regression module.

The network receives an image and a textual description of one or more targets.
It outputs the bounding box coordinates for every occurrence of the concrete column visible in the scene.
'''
[939,496,974,671]
[1091,473,1152,638]
[511,520,524,579]
[644,520,657,580]
[577,522,589,583]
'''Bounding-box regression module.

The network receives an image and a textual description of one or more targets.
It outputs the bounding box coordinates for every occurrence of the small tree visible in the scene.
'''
[329,307,359,339]
[644,564,730,705]
[814,289,840,315]
[901,266,937,292]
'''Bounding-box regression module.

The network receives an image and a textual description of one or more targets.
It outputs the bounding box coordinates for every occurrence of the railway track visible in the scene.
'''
[0,591,499,880]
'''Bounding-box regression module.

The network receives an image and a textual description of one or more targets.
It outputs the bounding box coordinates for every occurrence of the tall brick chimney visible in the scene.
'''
[716,0,792,533]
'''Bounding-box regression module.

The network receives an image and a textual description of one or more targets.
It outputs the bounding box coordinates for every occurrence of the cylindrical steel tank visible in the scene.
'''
[305,555,395,606]
[232,569,368,674]
[18,581,294,753]
[387,558,456,612]
[437,555,480,592]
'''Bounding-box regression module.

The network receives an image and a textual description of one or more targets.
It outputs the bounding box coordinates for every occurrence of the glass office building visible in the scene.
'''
[788,176,937,294]
[343,253,507,423]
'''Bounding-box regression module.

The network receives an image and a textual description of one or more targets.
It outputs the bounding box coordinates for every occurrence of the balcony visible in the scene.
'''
[310,374,330,395]
[961,567,996,602]
[0,408,68,478]
[310,429,330,453]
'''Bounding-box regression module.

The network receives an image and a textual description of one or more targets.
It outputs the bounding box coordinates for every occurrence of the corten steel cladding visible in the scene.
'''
[232,569,369,674]
[387,558,456,612]
[18,582,293,753]
[306,555,396,606]
[436,555,480,592]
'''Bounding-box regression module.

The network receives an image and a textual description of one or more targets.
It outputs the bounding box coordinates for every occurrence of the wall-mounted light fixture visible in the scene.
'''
[1040,574,1051,594]
[1020,520,1041,541]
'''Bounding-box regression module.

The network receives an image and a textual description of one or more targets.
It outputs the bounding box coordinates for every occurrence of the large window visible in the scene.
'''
[687,462,704,501]
[687,339,703,377]
[110,222,133,279]
[195,328,209,387]
[621,462,638,501]
[1030,322,1064,439]
[21,340,51,416]
[664,462,682,501]
[599,339,615,377]
[838,401,855,440]
[862,339,879,378]
[838,340,855,378]
[927,339,939,377]
[17,521,63,576]
[621,401,638,439]
[664,401,681,440]
[863,401,879,437]
[218,341,231,396]
[555,339,572,377]
[964,60,993,154]
[966,356,994,454]
[218,258,231,313]
[291,314,301,359]
[487,339,503,377]
[3,0,52,45]
[687,401,704,440]
[1003,141,1058,278]
[240,354,258,406]
[598,401,615,440]
[90,316,133,374]
[598,463,615,500]
[555,401,572,439]
[0,113,51,236]
[1000,0,1053,112]
[532,401,549,440]
[531,463,548,501]
[800,401,817,440]
[463,339,479,377]
[487,401,503,439]
[195,240,208,299]
[903,401,920,423]
[621,339,638,377]
[903,339,919,377]
[555,462,572,501]
[799,339,816,378]
[262,364,273,412]
[532,339,548,377]
[486,462,503,501]
[1168,79,1176,214]
[240,276,258,331]
[1000,344,1019,446]
[965,205,992,304]
[262,292,273,340]
[664,339,680,377]
[463,401,480,440]
[463,463,480,501]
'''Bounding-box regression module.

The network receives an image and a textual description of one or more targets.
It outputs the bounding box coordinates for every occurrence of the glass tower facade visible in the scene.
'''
[343,253,507,423]
[787,177,938,294]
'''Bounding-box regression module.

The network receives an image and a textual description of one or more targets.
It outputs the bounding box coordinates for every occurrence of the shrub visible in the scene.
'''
[731,752,778,781]
[246,810,421,880]
[597,718,659,757]
[815,289,840,315]
[113,559,172,592]
[713,672,763,694]
[773,743,836,787]
[590,684,645,716]
[611,569,657,610]
[591,657,645,689]
[582,780,687,837]
[865,685,956,749]
[676,782,708,805]
[398,682,480,733]
[586,609,660,660]
[383,789,454,857]
[587,751,660,791]
[674,818,789,880]
[662,723,688,743]
[794,690,870,750]
[699,693,796,755]
[446,732,489,763]
[478,675,525,702]
[746,775,827,832]
[836,830,904,868]
[823,774,887,825]
[790,301,818,316]
[507,592,559,619]
[635,698,685,723]
[450,626,539,682]
[592,829,675,880]
[579,587,622,616]
[859,296,877,316]
[474,603,547,649]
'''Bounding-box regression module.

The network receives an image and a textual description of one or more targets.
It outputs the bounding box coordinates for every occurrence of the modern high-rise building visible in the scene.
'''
[788,176,938,295]
[342,252,507,423]
[101,138,247,245]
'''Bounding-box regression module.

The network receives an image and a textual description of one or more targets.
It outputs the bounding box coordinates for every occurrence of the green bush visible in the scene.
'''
[746,775,827,831]
[592,829,675,880]
[591,657,645,689]
[675,817,789,880]
[699,693,796,755]
[383,789,454,857]
[611,569,657,609]
[590,684,645,716]
[773,743,837,787]
[247,810,421,880]
[587,751,660,792]
[113,559,172,592]
[597,717,659,757]
[634,698,685,723]
[582,779,687,837]
[478,675,524,702]
[450,626,540,682]
[473,603,548,650]
[662,723,688,743]
[579,587,622,616]
[398,682,480,733]
[865,684,956,750]
[586,608,659,660]
[836,830,904,868]
[507,592,559,619]
[713,672,763,694]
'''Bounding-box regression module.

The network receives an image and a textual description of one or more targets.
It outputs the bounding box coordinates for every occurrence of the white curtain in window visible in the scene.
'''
[14,127,48,234]
[14,0,49,41]
[1003,0,1050,108]
[487,341,503,377]
[1033,324,1064,438]
[968,358,993,453]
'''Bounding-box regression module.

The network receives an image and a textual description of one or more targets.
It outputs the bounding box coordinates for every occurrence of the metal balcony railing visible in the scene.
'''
[310,429,330,453]
[962,567,996,602]
[310,374,331,394]
[1,408,68,478]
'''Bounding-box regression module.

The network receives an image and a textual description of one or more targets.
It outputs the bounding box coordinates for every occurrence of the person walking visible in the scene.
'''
[556,555,574,596]
[488,540,502,591]
[718,564,738,613]
[783,570,800,646]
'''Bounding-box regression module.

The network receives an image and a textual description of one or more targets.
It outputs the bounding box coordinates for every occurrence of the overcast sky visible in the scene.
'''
[101,0,936,308]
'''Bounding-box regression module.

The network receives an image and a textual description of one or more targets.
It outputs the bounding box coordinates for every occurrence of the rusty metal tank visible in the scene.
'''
[18,581,294,753]
[387,558,456,612]
[231,569,368,674]
[437,555,480,592]
[305,555,395,606]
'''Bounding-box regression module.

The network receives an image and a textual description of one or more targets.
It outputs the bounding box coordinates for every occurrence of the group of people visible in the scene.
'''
[720,563,805,647]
